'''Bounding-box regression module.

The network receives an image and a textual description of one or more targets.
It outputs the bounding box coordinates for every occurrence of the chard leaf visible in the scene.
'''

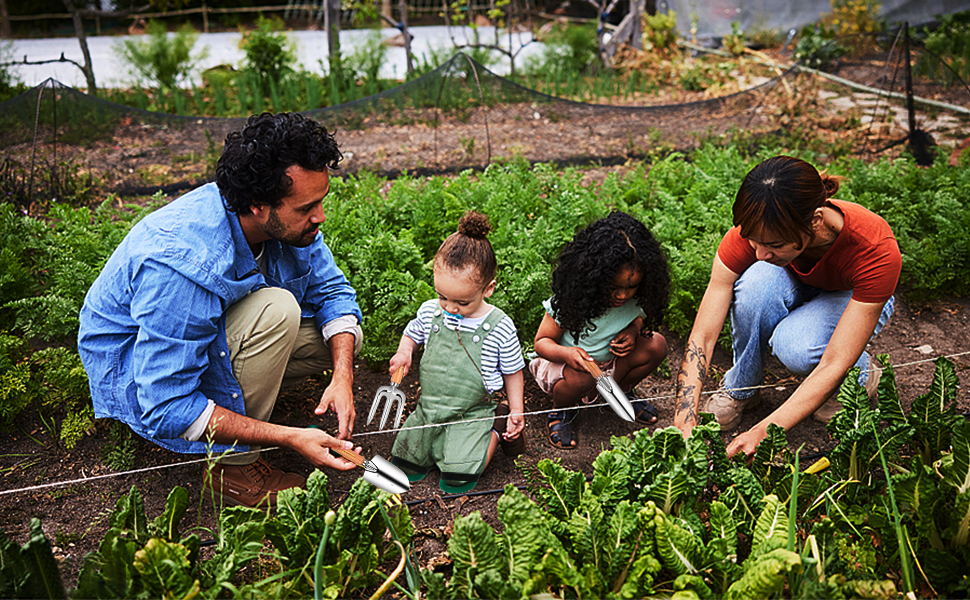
[473,568,520,599]
[449,511,504,598]
[604,501,642,589]
[131,538,198,600]
[940,419,970,495]
[750,424,790,490]
[496,485,562,586]
[651,427,689,466]
[566,495,609,578]
[874,355,906,424]
[948,490,970,547]
[271,470,333,569]
[525,459,586,522]
[523,546,587,600]
[750,495,788,559]
[725,548,802,600]
[591,449,631,513]
[708,501,737,554]
[108,486,149,544]
[673,573,714,599]
[641,465,691,516]
[655,514,702,576]
[74,528,140,598]
[715,468,764,536]
[826,367,871,440]
[205,508,265,587]
[16,519,67,600]
[908,356,960,463]
[893,457,943,550]
[617,552,662,598]
[150,486,189,542]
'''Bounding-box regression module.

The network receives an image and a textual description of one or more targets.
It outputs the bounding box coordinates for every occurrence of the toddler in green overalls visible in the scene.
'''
[388,211,526,494]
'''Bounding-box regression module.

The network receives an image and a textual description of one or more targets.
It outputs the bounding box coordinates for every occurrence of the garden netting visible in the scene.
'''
[1,28,967,208]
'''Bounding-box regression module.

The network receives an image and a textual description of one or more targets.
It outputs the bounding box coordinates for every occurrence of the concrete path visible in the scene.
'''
[5,25,544,89]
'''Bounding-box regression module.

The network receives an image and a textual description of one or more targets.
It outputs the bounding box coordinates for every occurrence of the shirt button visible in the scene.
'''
[232,392,239,399]
[433,309,441,316]
[473,335,481,343]
[219,351,226,357]
[483,323,491,330]
[432,324,439,332]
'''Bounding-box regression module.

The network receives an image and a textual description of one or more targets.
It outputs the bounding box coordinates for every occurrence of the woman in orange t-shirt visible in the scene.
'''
[673,156,901,458]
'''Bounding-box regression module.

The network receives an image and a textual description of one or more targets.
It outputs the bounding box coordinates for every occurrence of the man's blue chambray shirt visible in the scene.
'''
[78,182,362,455]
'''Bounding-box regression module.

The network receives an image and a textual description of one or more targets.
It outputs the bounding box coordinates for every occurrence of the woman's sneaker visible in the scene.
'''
[704,387,762,432]
[813,366,882,424]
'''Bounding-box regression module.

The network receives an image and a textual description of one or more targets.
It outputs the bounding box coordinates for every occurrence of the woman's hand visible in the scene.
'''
[725,425,767,461]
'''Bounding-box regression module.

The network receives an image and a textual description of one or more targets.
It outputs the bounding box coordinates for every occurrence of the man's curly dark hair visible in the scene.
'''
[550,210,670,341]
[216,112,342,213]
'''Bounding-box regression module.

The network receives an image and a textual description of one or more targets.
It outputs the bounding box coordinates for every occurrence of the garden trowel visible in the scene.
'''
[367,366,406,430]
[333,447,411,494]
[584,361,636,422]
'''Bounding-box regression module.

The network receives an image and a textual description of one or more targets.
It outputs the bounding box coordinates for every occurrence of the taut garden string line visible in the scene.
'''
[1,349,967,498]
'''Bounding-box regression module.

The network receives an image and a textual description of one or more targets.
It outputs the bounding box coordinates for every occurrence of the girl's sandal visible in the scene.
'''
[547,409,578,449]
[631,398,659,425]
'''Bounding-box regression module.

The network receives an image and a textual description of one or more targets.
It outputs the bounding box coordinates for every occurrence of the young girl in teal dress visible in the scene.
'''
[389,212,525,493]
[531,210,670,449]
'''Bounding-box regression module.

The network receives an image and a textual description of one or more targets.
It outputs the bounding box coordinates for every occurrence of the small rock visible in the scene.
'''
[914,344,934,355]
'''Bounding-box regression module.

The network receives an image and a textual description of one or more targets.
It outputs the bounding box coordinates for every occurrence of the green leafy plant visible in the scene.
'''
[722,22,747,56]
[916,10,970,89]
[239,16,297,96]
[794,25,849,69]
[115,20,209,91]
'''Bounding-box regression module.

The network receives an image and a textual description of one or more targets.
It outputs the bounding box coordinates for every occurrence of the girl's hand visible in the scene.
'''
[609,330,636,357]
[504,410,525,440]
[563,347,595,374]
[388,351,412,379]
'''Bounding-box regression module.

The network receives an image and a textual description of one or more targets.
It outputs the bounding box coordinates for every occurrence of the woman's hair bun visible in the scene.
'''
[820,171,841,198]
[458,211,492,239]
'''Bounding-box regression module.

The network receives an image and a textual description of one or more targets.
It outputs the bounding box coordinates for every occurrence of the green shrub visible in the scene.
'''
[115,20,208,91]
[794,24,849,68]
[916,10,970,88]
[525,24,600,78]
[239,16,297,95]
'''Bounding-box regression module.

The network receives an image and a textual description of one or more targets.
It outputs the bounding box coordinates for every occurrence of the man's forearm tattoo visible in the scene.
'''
[676,340,709,427]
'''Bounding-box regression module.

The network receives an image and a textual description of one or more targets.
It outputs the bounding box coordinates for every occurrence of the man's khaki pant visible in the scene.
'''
[220,287,333,465]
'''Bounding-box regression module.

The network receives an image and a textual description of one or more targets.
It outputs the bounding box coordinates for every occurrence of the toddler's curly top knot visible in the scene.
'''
[435,210,497,285]
[458,211,492,239]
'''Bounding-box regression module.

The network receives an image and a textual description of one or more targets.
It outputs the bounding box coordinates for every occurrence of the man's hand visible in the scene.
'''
[293,427,362,470]
[315,376,355,439]
[314,331,357,439]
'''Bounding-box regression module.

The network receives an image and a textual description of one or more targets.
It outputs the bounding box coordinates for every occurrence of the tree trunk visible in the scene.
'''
[0,0,11,39]
[398,0,413,75]
[62,0,97,95]
[324,0,341,75]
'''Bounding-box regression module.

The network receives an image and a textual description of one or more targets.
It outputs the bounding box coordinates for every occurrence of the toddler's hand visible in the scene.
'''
[388,351,412,379]
[504,410,525,440]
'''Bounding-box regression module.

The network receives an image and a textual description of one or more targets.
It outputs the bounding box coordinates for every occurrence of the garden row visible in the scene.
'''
[1,145,968,451]
[2,354,968,598]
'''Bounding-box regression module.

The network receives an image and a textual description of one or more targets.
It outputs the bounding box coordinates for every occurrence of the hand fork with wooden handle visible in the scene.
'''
[583,360,636,422]
[367,366,406,430]
[332,447,411,494]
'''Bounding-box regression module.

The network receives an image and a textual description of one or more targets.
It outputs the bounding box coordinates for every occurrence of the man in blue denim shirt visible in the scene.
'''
[79,113,364,508]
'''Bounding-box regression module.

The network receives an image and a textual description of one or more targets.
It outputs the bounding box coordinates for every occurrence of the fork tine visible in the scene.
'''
[367,392,385,426]
[379,394,397,430]
[393,396,405,429]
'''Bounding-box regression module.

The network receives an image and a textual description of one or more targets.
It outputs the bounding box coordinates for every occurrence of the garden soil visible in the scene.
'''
[1,60,969,594]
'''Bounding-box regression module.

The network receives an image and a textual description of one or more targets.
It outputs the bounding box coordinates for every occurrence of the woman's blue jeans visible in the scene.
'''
[722,262,895,399]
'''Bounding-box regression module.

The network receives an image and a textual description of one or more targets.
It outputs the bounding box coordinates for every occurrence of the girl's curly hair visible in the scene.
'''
[216,112,342,213]
[550,211,669,340]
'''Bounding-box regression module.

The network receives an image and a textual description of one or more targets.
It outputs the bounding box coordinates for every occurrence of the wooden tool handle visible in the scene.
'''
[332,447,365,468]
[585,360,603,378]
[391,365,405,385]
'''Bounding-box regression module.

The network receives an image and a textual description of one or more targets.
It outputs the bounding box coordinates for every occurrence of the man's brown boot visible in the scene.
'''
[204,458,305,509]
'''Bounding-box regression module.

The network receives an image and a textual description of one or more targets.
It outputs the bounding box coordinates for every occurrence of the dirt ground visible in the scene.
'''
[1,53,969,594]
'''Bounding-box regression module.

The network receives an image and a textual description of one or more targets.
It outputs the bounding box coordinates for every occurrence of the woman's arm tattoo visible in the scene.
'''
[676,340,709,427]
